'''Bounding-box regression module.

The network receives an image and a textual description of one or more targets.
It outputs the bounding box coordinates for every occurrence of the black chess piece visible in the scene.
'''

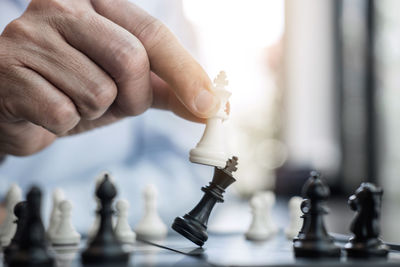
[172,156,238,247]
[8,186,55,267]
[345,183,389,258]
[3,201,28,264]
[293,171,341,258]
[81,173,130,265]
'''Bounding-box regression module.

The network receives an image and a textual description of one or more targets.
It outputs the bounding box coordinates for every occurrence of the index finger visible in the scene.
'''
[91,0,220,118]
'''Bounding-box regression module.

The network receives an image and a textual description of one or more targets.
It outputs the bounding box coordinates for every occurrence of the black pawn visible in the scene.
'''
[172,156,238,247]
[345,183,389,258]
[81,174,130,265]
[8,186,55,267]
[3,201,28,264]
[293,171,341,258]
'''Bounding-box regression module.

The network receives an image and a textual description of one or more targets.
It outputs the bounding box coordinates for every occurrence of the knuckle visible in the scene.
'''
[136,17,168,50]
[82,80,117,119]
[112,40,150,79]
[47,101,78,134]
[2,19,36,40]
[46,0,77,15]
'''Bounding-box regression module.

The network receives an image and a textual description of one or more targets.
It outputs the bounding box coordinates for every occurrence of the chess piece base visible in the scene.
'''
[172,215,208,247]
[189,148,227,168]
[8,251,54,267]
[293,239,341,258]
[345,238,389,258]
[81,243,130,265]
[245,230,276,241]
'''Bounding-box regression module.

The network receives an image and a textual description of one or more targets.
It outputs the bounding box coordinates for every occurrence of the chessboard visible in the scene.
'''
[3,231,399,267]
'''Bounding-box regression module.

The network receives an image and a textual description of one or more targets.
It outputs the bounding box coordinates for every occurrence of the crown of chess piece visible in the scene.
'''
[189,71,232,168]
[293,171,341,258]
[8,186,55,267]
[172,156,238,247]
[3,201,27,264]
[81,173,130,265]
[345,183,389,258]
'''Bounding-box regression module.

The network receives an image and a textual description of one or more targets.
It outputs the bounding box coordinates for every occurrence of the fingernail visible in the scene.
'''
[194,89,219,116]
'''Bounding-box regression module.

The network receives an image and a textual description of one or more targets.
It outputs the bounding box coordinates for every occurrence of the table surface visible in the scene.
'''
[1,232,397,267]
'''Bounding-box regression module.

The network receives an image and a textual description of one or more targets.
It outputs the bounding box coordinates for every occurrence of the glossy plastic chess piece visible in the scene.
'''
[189,71,232,168]
[293,171,341,258]
[3,201,27,264]
[172,156,238,247]
[8,186,55,267]
[345,183,389,258]
[81,174,129,265]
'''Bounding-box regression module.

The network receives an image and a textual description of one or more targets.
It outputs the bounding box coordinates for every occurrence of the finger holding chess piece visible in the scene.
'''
[345,183,389,258]
[189,71,232,168]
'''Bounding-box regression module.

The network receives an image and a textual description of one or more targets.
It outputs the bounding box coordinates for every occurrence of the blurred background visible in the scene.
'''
[0,0,399,241]
[180,0,400,239]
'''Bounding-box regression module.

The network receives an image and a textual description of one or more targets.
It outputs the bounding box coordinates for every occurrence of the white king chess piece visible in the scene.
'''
[190,71,231,168]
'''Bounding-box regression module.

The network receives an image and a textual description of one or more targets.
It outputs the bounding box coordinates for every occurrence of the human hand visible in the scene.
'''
[0,0,220,156]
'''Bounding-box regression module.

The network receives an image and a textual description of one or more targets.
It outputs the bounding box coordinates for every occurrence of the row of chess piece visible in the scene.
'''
[291,171,388,259]
[0,173,170,267]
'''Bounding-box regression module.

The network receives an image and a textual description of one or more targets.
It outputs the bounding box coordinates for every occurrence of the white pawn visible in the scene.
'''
[285,196,303,239]
[47,188,65,240]
[114,199,136,244]
[259,191,278,236]
[134,184,167,240]
[189,71,232,168]
[0,184,22,246]
[51,200,81,246]
[245,191,277,241]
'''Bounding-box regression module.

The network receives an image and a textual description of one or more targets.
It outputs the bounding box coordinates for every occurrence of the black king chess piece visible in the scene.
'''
[8,187,55,267]
[345,182,389,258]
[293,171,341,258]
[172,156,238,247]
[3,201,28,264]
[81,173,130,265]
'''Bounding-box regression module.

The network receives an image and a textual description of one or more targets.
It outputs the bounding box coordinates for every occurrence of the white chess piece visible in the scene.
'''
[134,184,167,240]
[114,199,136,244]
[245,191,277,241]
[189,71,232,168]
[285,196,303,239]
[47,188,65,240]
[0,184,22,246]
[259,191,278,236]
[51,200,81,245]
